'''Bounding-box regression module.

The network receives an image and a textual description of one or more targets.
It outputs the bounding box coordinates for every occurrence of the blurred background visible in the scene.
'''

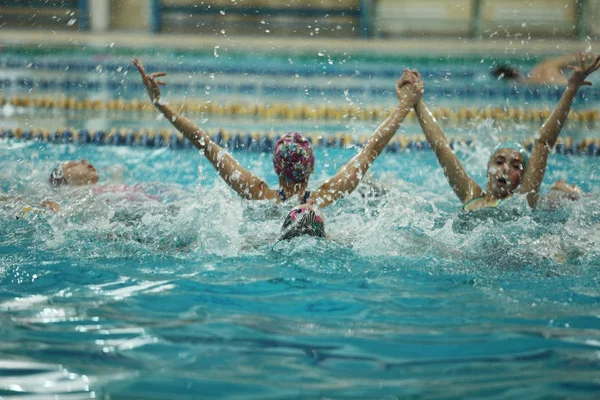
[0,0,598,40]
[1,1,599,142]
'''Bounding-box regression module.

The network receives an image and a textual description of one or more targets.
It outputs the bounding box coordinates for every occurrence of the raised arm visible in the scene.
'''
[413,72,483,204]
[133,59,278,201]
[520,53,600,208]
[528,53,596,85]
[311,69,421,208]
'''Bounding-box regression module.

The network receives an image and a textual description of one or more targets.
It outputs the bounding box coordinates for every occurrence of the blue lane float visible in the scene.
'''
[0,57,475,80]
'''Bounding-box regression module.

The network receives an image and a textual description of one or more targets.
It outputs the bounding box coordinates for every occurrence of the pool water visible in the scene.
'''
[1,48,600,399]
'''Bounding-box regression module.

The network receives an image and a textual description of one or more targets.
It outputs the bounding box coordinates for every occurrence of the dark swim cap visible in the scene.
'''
[280,204,325,240]
[49,163,68,188]
[490,65,521,81]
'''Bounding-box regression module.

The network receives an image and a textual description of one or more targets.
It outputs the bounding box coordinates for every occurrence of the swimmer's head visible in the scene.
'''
[273,132,315,184]
[491,65,521,81]
[49,159,99,187]
[280,204,325,241]
[487,142,528,198]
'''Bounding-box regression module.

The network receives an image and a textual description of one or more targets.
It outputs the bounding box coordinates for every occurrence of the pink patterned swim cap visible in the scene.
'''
[280,204,325,240]
[273,132,314,183]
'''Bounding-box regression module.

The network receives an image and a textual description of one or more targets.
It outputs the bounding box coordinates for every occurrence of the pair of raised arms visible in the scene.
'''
[135,54,600,210]
[134,59,423,208]
[412,52,600,208]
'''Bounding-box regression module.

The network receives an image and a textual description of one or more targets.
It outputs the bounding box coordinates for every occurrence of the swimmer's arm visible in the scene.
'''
[311,70,423,208]
[201,140,280,201]
[529,55,578,85]
[134,59,209,151]
[155,102,210,150]
[134,59,279,201]
[0,195,18,202]
[39,199,60,213]
[520,54,600,208]
[311,104,411,208]
[158,104,278,200]
[414,99,483,204]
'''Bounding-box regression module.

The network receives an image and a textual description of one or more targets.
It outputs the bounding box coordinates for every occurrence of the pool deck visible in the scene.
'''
[0,29,592,56]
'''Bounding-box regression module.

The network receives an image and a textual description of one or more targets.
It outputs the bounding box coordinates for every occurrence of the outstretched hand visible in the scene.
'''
[39,199,60,213]
[396,68,424,108]
[567,51,600,86]
[133,58,167,105]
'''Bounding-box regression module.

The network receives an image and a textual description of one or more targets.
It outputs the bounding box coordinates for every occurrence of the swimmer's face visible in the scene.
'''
[487,148,524,198]
[63,159,99,185]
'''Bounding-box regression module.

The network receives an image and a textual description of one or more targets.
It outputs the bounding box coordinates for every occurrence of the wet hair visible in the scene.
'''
[279,205,325,241]
[490,65,521,81]
[48,163,68,188]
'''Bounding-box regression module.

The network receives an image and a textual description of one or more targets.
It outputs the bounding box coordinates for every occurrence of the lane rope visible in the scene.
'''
[1,127,598,156]
[2,95,599,123]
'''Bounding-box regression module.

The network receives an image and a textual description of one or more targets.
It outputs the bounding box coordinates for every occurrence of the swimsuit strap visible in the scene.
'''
[463,196,502,212]
[278,190,311,204]
[463,197,484,211]
[278,190,287,202]
[301,191,311,204]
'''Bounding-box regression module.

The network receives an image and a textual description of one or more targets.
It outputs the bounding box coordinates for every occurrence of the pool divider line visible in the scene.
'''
[0,58,475,80]
[1,127,598,156]
[2,95,600,124]
[2,78,600,102]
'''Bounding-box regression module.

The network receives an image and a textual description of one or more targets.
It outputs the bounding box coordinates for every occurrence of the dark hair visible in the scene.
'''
[490,65,521,81]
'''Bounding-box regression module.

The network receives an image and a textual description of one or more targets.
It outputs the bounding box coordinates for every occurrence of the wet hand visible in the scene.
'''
[567,51,600,86]
[133,58,167,105]
[396,68,424,108]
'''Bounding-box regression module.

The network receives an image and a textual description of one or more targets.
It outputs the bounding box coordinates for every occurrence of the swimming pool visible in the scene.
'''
[1,47,600,399]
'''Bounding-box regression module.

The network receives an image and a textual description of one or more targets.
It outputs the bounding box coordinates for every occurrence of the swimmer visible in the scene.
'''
[491,52,597,85]
[1,195,61,215]
[538,180,584,210]
[134,59,423,209]
[279,203,325,241]
[49,159,99,187]
[410,52,600,211]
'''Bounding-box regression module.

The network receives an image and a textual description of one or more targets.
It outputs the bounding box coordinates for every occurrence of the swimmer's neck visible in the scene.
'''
[279,179,308,202]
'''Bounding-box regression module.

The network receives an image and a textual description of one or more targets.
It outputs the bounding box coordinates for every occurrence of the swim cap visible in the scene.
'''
[273,132,314,183]
[49,163,68,188]
[490,141,529,169]
[280,204,325,240]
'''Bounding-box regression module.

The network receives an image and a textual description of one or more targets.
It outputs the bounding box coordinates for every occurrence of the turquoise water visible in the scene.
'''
[2,141,600,399]
[2,49,600,399]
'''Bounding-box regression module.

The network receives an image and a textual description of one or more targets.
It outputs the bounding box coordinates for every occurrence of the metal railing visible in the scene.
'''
[0,0,89,31]
[0,0,593,39]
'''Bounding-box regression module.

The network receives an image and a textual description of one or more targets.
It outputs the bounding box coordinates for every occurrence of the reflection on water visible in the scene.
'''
[1,134,600,398]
